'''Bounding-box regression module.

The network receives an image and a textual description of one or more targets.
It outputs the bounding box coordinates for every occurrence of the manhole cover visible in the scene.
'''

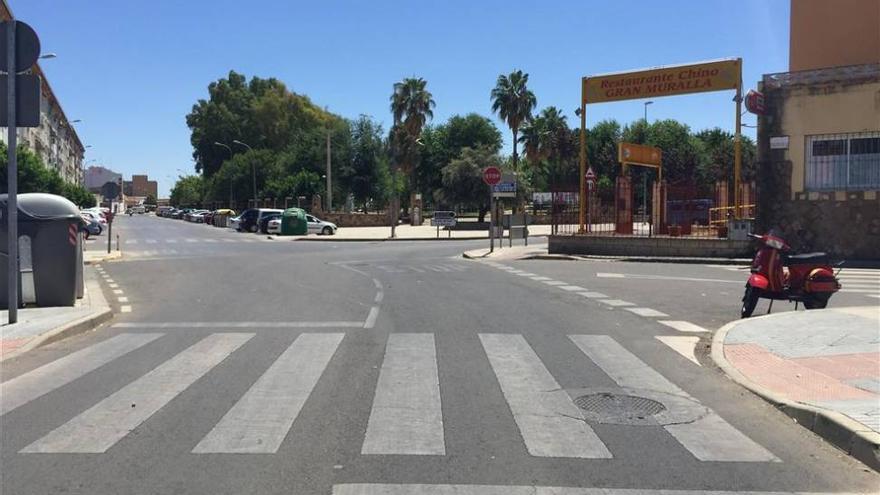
[573,392,666,425]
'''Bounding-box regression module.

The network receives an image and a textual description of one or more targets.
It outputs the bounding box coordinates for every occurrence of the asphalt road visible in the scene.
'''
[1,214,878,495]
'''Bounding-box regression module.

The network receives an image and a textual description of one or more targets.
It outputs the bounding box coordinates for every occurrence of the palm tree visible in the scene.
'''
[520,107,577,184]
[390,77,435,223]
[490,70,537,170]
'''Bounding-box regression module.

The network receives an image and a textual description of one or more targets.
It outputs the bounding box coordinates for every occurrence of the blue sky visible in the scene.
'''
[17,0,789,196]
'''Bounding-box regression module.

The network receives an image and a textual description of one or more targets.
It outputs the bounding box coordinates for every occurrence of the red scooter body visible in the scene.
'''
[741,232,840,318]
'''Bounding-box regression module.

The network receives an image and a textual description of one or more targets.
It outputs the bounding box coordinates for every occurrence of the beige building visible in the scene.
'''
[755,0,880,259]
[0,0,85,185]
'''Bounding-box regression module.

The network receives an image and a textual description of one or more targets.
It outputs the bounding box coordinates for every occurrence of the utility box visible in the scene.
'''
[280,207,308,235]
[727,218,753,241]
[0,193,84,309]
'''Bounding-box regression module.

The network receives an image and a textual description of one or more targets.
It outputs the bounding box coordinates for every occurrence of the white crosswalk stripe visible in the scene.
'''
[362,333,445,455]
[569,335,778,462]
[7,331,777,462]
[1,334,163,416]
[193,333,343,454]
[333,485,834,495]
[479,333,611,458]
[21,333,252,453]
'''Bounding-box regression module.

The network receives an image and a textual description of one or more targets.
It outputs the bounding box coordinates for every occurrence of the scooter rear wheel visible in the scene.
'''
[804,293,830,310]
[741,286,760,318]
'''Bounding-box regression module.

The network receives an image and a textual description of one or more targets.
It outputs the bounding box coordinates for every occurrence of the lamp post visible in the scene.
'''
[643,100,653,123]
[232,140,256,205]
[642,101,654,234]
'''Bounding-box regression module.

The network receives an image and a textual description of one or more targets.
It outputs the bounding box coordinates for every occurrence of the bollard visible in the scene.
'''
[116,234,120,251]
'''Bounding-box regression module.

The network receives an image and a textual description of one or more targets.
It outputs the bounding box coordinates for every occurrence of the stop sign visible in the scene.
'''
[483,166,502,186]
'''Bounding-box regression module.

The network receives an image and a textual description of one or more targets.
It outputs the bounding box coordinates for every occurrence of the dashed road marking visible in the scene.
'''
[656,336,701,365]
[577,291,608,299]
[112,289,123,295]
[558,285,587,291]
[120,305,132,313]
[658,321,709,333]
[117,297,129,303]
[598,299,634,307]
[542,280,567,286]
[624,307,669,317]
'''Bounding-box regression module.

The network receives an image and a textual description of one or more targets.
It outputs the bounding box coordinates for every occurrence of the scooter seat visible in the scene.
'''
[784,252,829,265]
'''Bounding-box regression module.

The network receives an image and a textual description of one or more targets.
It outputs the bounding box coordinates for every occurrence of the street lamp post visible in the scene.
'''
[642,101,654,234]
[643,100,653,123]
[232,140,256,205]
[214,142,235,208]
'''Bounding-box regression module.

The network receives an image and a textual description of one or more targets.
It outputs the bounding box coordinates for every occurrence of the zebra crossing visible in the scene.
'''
[124,237,260,245]
[3,330,777,462]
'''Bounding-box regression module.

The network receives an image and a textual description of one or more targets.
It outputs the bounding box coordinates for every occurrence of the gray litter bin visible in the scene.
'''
[0,193,84,309]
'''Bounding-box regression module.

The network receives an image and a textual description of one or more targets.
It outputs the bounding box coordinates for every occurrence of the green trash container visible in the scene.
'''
[280,208,308,235]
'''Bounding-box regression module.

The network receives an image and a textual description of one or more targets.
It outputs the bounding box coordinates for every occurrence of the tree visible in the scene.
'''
[695,128,757,186]
[170,175,204,207]
[491,70,537,171]
[418,114,502,206]
[0,143,96,207]
[520,107,577,185]
[144,194,157,206]
[390,77,435,219]
[622,119,703,185]
[438,146,500,221]
[348,115,389,210]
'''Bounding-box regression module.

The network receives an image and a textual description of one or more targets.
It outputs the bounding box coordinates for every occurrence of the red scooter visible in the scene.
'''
[741,232,841,318]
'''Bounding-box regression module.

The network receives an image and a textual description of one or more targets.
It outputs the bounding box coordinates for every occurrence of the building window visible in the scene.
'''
[806,132,880,191]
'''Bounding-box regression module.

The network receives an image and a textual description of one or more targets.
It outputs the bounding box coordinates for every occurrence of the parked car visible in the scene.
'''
[203,211,215,226]
[129,205,146,214]
[189,210,210,223]
[306,214,337,235]
[81,210,107,226]
[259,212,282,234]
[238,208,283,233]
[267,217,281,234]
[228,214,241,231]
[80,214,102,238]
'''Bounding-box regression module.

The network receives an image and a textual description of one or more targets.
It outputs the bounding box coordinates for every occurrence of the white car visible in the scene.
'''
[81,210,107,225]
[189,210,209,223]
[266,214,337,235]
[307,214,337,235]
[228,215,241,231]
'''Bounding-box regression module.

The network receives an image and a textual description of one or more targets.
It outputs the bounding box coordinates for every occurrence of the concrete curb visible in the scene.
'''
[711,317,880,471]
[84,250,123,265]
[292,236,488,242]
[0,268,113,363]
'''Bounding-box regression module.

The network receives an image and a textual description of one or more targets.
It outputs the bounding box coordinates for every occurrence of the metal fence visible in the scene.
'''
[550,179,757,239]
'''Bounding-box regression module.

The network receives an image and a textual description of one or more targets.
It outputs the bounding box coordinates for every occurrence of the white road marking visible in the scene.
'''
[21,333,253,453]
[558,285,587,292]
[597,272,741,284]
[117,296,129,303]
[124,240,137,245]
[185,238,198,243]
[577,291,608,298]
[426,265,451,272]
[598,299,634,307]
[529,276,552,281]
[108,283,119,289]
[841,289,880,293]
[624,307,669,317]
[404,265,426,273]
[0,334,162,416]
[112,289,123,295]
[204,238,218,243]
[145,239,157,244]
[515,272,536,277]
[479,333,611,458]
[165,239,177,243]
[542,280,567,286]
[332,485,826,494]
[372,278,382,289]
[362,333,445,455]
[223,238,236,243]
[569,335,778,462]
[656,336,701,365]
[193,333,344,453]
[374,291,384,303]
[112,321,364,329]
[658,321,709,333]
[120,305,132,313]
[364,306,380,329]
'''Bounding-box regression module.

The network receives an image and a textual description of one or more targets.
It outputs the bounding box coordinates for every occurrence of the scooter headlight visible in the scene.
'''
[766,238,785,250]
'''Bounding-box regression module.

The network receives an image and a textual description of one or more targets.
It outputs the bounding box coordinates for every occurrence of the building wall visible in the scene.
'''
[773,79,880,197]
[125,175,158,198]
[0,0,85,185]
[790,0,880,71]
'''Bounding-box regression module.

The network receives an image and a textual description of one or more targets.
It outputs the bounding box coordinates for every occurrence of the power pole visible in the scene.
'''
[326,131,332,212]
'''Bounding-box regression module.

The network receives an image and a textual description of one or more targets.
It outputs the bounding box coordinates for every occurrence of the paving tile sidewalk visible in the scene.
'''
[0,264,112,362]
[712,306,880,470]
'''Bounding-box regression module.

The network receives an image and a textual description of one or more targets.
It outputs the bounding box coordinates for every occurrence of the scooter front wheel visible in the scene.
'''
[741,285,760,318]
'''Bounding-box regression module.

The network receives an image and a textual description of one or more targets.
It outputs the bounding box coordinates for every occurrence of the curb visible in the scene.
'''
[0,268,114,363]
[84,250,123,265]
[711,317,880,471]
[293,236,488,242]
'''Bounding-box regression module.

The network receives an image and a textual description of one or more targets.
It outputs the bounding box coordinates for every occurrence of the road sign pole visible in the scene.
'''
[6,21,18,323]
[489,185,494,253]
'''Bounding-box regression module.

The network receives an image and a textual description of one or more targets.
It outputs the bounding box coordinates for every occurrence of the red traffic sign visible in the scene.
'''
[483,166,502,186]
[745,89,766,115]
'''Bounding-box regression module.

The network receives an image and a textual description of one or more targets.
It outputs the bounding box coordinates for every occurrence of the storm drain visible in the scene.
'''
[573,392,666,426]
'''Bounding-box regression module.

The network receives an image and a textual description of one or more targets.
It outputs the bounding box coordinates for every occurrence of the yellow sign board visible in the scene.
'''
[584,59,740,104]
[618,142,662,168]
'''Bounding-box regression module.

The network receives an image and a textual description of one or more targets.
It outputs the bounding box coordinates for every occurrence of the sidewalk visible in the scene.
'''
[291,224,554,241]
[0,266,112,362]
[712,306,880,470]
